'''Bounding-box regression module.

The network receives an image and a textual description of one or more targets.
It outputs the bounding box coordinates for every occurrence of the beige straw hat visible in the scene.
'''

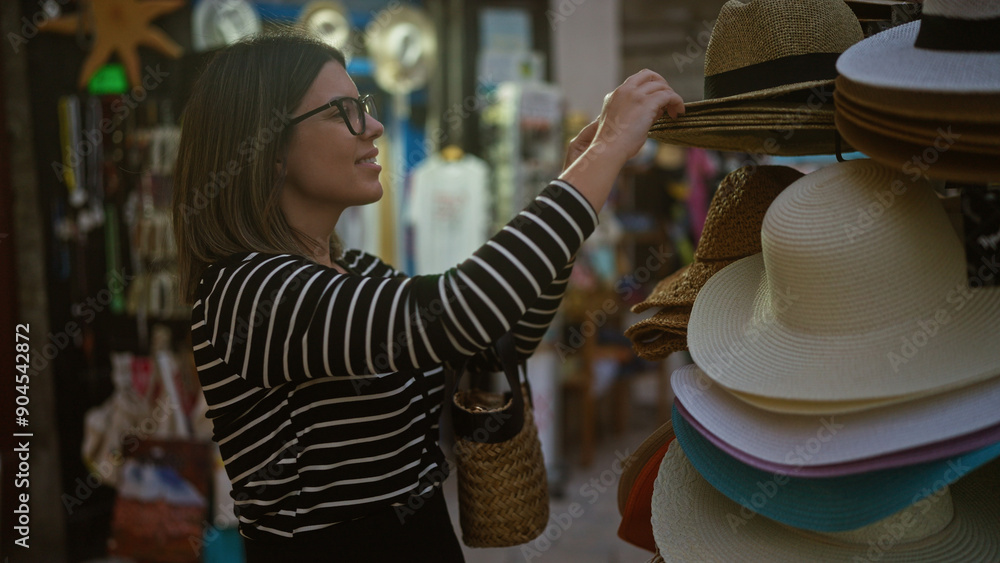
[651,443,1000,562]
[688,159,1000,404]
[648,0,864,154]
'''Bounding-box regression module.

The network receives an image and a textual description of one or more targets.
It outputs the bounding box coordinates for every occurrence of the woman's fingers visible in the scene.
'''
[633,80,686,120]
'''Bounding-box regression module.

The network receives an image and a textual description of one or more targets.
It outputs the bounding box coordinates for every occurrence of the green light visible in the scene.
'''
[87,64,129,95]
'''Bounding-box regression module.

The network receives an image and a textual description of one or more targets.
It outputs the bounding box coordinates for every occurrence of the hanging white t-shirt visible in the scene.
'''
[408,154,491,275]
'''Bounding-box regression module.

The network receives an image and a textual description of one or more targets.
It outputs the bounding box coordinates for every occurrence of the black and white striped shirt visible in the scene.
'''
[191,181,598,539]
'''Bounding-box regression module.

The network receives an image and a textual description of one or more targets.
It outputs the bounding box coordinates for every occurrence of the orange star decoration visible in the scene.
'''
[39,0,185,90]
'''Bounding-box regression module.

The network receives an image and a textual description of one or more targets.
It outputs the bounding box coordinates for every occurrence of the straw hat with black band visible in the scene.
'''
[648,0,864,155]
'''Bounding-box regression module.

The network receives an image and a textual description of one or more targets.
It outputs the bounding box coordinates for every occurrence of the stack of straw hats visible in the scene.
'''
[620,159,1000,561]
[648,0,864,155]
[619,1,1000,558]
[624,165,802,360]
[834,0,1000,182]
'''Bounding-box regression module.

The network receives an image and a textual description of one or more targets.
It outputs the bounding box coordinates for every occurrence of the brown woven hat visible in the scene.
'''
[648,124,850,156]
[625,309,690,361]
[631,265,704,313]
[694,0,863,106]
[631,332,688,362]
[632,165,804,314]
[648,0,863,155]
[651,109,834,127]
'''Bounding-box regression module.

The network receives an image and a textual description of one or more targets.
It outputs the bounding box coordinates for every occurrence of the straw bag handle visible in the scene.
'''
[451,332,530,444]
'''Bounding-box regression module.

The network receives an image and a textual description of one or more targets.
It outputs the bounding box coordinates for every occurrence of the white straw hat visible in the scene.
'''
[672,364,1000,470]
[687,159,1000,404]
[836,0,1000,94]
[651,442,1000,562]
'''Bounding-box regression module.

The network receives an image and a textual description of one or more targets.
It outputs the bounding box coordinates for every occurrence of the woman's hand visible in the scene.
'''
[559,70,684,213]
[590,69,684,168]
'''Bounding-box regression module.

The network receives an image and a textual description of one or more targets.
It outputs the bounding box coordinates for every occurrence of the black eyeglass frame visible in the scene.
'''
[288,94,377,135]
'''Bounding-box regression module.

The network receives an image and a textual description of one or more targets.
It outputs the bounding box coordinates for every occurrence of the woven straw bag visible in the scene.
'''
[451,332,549,547]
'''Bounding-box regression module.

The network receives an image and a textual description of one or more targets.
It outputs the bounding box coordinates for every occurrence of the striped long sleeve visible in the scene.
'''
[190,180,597,539]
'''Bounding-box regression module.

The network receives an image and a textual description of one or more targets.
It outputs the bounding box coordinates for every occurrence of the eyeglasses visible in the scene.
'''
[288,94,378,135]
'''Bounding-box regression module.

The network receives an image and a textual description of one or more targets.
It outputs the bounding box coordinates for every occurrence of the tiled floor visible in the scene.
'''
[443,372,664,563]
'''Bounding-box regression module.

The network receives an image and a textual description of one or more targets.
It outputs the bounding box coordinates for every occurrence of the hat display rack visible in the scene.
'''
[622,0,1000,559]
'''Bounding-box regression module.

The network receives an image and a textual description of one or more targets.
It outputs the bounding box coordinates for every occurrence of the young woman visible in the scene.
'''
[173,28,682,562]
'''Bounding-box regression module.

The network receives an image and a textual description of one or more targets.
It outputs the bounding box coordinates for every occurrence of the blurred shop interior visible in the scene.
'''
[0,0,872,561]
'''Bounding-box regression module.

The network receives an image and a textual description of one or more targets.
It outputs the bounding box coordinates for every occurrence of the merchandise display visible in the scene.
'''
[630,1,1000,560]
[647,0,864,155]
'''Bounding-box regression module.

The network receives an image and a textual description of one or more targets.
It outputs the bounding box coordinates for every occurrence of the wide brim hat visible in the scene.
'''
[648,120,851,156]
[679,400,1000,478]
[651,440,1000,562]
[723,387,926,415]
[835,88,1000,149]
[672,364,1000,474]
[835,3,1000,97]
[616,420,675,552]
[688,159,1000,405]
[675,397,1000,479]
[832,73,1000,123]
[648,0,863,154]
[671,406,1000,532]
[835,105,1000,183]
[618,420,676,515]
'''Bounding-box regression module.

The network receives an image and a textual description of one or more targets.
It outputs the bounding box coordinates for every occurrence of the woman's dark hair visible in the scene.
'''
[173,27,347,303]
